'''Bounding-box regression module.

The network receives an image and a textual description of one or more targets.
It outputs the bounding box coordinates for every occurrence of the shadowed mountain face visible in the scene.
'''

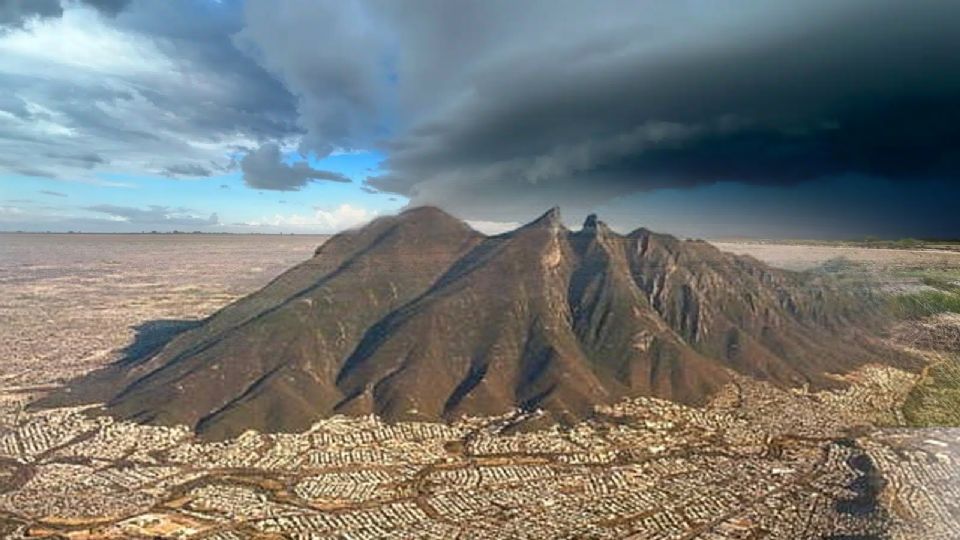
[40,207,915,439]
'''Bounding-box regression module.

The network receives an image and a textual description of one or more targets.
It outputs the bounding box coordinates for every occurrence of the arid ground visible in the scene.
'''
[0,233,326,389]
[714,241,960,272]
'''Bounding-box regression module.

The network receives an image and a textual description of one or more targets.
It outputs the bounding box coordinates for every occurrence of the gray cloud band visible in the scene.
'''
[233,0,960,221]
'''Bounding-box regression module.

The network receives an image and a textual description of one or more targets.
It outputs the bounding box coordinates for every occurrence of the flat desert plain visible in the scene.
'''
[714,240,960,274]
[0,233,326,389]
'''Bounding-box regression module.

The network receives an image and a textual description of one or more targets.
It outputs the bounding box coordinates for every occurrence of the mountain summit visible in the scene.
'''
[43,207,912,439]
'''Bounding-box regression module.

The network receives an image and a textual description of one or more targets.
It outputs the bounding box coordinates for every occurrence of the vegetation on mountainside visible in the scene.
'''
[732,237,960,252]
[903,355,960,427]
[889,269,960,319]
[892,269,960,426]
[890,290,960,319]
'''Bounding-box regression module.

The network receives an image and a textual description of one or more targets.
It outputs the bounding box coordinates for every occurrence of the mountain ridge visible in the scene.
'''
[37,206,918,439]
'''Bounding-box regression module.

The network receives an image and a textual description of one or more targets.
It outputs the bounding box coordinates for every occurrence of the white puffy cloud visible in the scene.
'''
[466,220,521,235]
[245,204,375,232]
[0,6,171,76]
[84,204,219,227]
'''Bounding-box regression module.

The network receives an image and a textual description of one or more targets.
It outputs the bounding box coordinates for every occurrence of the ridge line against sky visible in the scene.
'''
[0,0,958,238]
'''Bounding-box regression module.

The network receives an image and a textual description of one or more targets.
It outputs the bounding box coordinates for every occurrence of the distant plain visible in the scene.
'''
[0,233,326,389]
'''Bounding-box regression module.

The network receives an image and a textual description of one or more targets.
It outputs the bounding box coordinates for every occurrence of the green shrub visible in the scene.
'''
[890,290,960,319]
[920,276,960,294]
[903,356,960,427]
[892,238,923,249]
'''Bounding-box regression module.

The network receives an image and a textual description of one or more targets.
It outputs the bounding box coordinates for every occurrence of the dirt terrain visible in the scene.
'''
[713,240,960,272]
[0,233,326,389]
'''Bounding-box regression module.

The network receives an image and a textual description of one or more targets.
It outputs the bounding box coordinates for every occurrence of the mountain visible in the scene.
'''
[39,207,915,439]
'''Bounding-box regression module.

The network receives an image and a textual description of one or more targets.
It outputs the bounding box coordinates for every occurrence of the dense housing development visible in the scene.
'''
[1,366,958,538]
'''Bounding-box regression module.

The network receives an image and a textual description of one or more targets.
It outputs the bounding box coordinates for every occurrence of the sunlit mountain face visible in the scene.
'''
[42,207,916,439]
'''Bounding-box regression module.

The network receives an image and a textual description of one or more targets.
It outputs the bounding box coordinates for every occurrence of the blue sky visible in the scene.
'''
[1,0,958,237]
[1,149,406,232]
[0,1,410,233]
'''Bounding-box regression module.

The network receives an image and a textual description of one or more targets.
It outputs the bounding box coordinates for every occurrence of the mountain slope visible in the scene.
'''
[41,207,916,438]
[336,208,619,424]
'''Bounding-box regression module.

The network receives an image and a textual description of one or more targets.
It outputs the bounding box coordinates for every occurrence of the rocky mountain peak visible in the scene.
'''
[582,213,600,229]
[42,206,916,440]
[524,206,564,230]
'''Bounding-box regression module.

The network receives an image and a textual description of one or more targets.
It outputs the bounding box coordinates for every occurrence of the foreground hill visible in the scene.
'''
[40,207,915,439]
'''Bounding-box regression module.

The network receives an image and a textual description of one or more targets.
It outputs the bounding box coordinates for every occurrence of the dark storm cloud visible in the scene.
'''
[0,158,58,178]
[240,143,350,191]
[0,93,28,117]
[378,1,960,220]
[0,0,131,28]
[238,0,960,224]
[44,152,107,169]
[85,204,219,227]
[79,0,131,16]
[161,163,214,178]
[0,0,61,29]
[235,1,387,157]
[118,1,300,139]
